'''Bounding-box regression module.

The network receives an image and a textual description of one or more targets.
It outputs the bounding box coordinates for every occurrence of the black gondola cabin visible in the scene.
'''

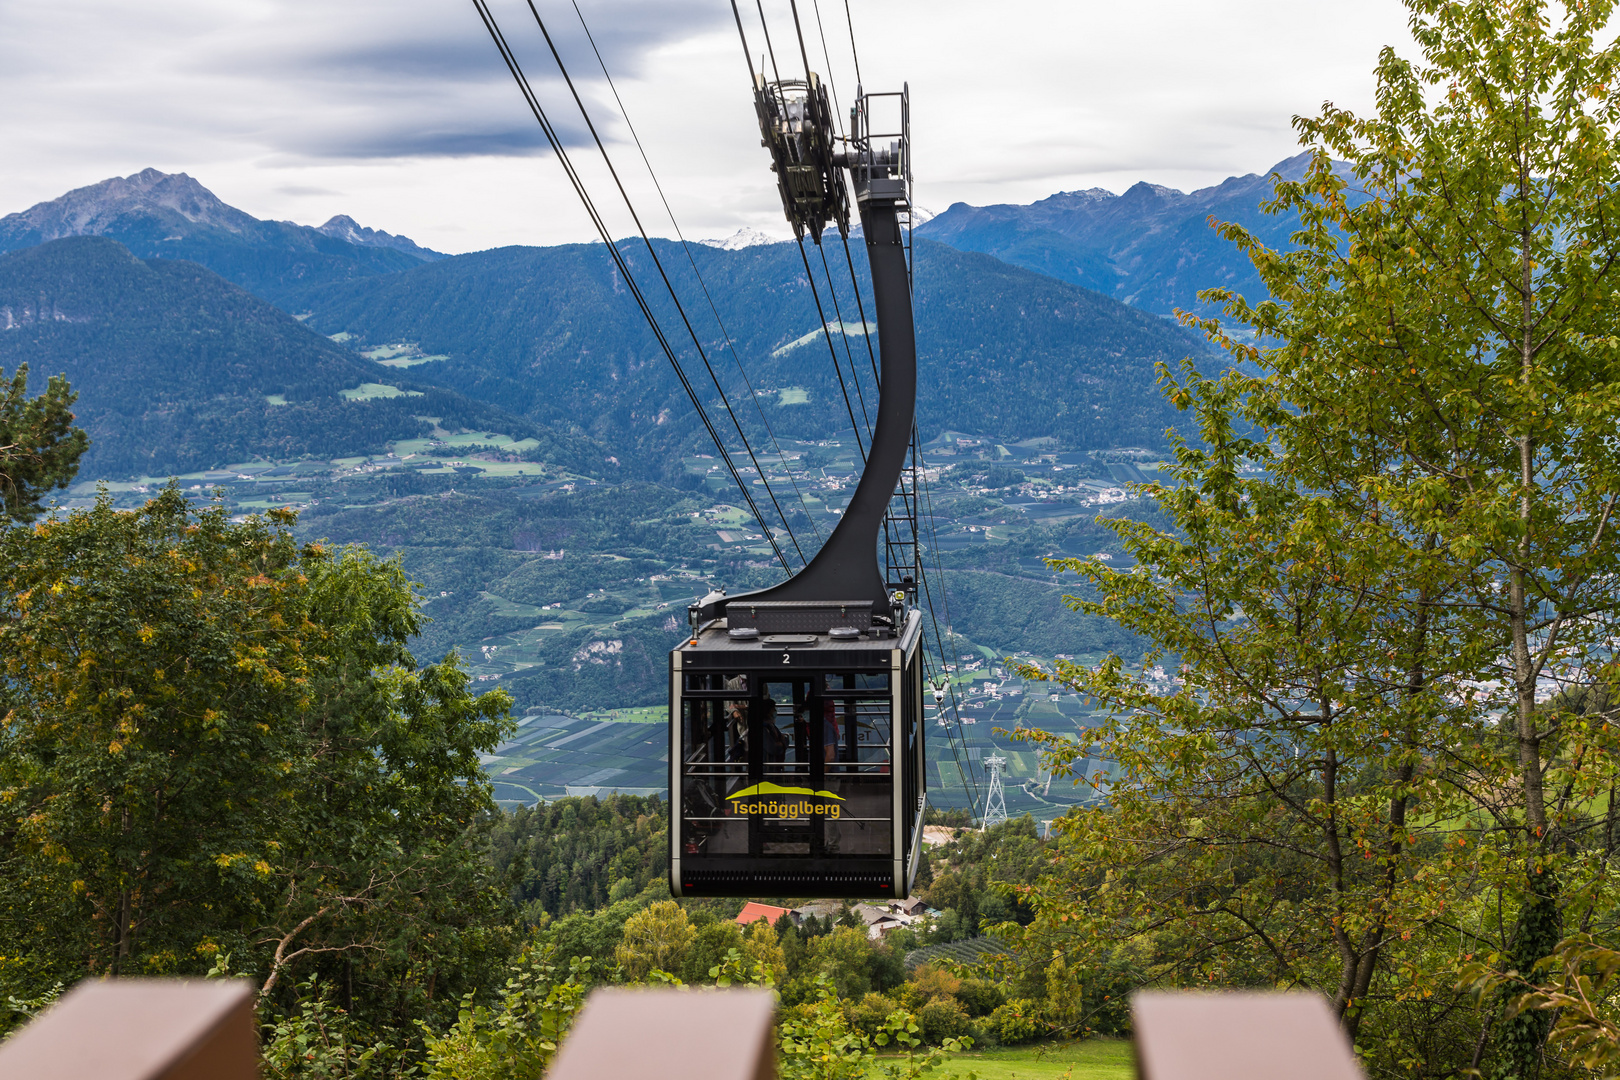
[670,607,926,898]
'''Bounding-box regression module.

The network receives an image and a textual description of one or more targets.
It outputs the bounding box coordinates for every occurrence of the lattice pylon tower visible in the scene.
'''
[981,754,1008,828]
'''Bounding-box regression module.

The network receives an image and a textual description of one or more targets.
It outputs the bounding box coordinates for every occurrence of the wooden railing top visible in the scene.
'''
[1132,991,1365,1080]
[0,979,257,1080]
[547,986,777,1080]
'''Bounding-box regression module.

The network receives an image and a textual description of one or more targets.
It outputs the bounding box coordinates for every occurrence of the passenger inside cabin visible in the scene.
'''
[823,701,843,763]
[725,700,749,763]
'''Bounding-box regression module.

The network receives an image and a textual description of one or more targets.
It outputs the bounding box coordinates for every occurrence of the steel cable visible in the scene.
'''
[471,0,791,574]
[568,0,824,550]
[520,0,806,569]
[794,237,869,465]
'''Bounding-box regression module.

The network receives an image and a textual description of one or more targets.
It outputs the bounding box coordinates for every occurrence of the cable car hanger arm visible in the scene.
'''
[693,81,913,633]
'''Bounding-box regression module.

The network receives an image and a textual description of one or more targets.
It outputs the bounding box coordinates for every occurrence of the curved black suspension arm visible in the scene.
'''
[696,180,914,624]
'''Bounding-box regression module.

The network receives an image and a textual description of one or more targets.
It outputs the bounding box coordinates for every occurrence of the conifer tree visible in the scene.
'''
[0,364,86,522]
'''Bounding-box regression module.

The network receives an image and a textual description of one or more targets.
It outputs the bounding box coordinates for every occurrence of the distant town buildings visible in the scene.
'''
[736,898,939,940]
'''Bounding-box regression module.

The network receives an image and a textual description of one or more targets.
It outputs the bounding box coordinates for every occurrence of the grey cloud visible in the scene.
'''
[2,0,727,166]
[274,184,343,196]
[245,2,724,160]
[251,69,605,161]
[286,122,553,161]
[194,0,726,91]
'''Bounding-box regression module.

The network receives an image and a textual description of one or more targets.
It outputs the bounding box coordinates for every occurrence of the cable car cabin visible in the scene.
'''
[670,607,926,899]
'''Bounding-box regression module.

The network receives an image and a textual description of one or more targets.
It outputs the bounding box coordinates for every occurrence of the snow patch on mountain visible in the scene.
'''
[696,228,788,250]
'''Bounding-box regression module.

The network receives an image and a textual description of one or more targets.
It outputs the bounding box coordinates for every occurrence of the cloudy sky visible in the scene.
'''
[0,0,1415,254]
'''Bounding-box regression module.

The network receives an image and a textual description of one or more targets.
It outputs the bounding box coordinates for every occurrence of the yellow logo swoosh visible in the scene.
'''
[726,781,843,802]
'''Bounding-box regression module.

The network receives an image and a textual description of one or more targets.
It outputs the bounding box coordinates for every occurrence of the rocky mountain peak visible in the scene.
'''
[0,169,260,243]
[0,170,445,275]
[316,214,441,261]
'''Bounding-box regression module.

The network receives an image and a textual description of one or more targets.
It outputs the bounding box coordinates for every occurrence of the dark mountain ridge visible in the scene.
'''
[279,236,1212,472]
[0,169,446,306]
[0,237,562,479]
[0,168,1258,481]
[919,152,1354,316]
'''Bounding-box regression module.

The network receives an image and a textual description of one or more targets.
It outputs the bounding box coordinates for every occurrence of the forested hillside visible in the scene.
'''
[0,237,536,477]
[282,237,1210,474]
[300,480,715,711]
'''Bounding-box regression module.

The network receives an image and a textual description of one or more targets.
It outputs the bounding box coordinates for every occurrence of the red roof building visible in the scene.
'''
[734,902,794,928]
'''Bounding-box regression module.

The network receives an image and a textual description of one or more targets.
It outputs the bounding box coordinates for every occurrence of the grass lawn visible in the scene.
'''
[578,705,666,724]
[923,1039,1133,1080]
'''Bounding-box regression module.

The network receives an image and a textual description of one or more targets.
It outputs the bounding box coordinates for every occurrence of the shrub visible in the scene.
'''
[916,997,974,1046]
[985,998,1043,1046]
[909,964,962,1003]
[420,946,588,1080]
[956,977,1006,1017]
[846,992,900,1039]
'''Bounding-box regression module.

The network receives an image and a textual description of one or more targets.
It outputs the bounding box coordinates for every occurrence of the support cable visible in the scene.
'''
[520,0,806,568]
[787,0,817,86]
[755,0,785,85]
[795,237,869,465]
[740,0,977,812]
[470,0,791,574]
[727,1,759,84]
[923,648,979,815]
[838,234,883,389]
[803,0,884,398]
[795,0,968,811]
[744,0,871,493]
[571,0,823,548]
[920,590,979,809]
[789,0,884,415]
[916,449,980,805]
[786,0,971,805]
[843,0,863,86]
[808,0,845,124]
[814,240,873,440]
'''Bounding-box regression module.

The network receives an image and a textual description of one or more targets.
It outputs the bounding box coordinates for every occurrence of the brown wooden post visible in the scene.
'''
[1131,991,1365,1080]
[547,986,776,1080]
[0,979,258,1080]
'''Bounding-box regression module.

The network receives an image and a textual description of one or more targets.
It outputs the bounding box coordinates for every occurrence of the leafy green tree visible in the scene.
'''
[0,489,513,1035]
[1014,0,1620,1072]
[1016,383,1480,1047]
[683,919,745,983]
[743,920,789,986]
[0,364,86,522]
[1227,1,1620,1070]
[614,900,694,980]
[418,945,587,1080]
[808,927,905,1000]
[538,899,645,983]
